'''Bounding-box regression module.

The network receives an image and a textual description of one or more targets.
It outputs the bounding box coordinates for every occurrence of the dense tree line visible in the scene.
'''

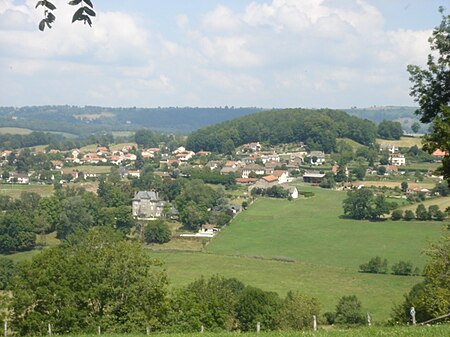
[186,109,377,154]
[0,132,63,150]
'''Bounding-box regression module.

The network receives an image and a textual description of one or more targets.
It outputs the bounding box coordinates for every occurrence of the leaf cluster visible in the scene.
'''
[36,0,96,31]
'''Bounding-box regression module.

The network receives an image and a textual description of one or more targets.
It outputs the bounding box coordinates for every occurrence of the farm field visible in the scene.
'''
[0,183,53,198]
[0,127,33,135]
[147,185,445,321]
[376,137,423,148]
[361,180,437,190]
[62,165,114,175]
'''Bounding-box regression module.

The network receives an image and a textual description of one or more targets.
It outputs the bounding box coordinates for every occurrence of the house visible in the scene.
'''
[241,164,265,178]
[309,151,326,165]
[281,185,298,199]
[272,170,289,183]
[199,224,220,234]
[7,172,29,184]
[389,153,406,166]
[196,150,210,156]
[236,177,258,185]
[128,170,141,178]
[205,161,222,170]
[132,191,166,219]
[50,160,63,169]
[302,171,326,184]
[260,152,280,164]
[175,151,195,161]
[242,142,261,152]
[432,149,448,161]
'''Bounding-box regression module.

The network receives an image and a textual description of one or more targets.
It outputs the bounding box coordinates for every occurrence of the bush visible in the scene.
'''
[392,260,414,275]
[144,219,172,244]
[403,210,415,221]
[277,291,320,330]
[334,295,365,325]
[359,256,388,274]
[416,204,429,220]
[391,209,403,221]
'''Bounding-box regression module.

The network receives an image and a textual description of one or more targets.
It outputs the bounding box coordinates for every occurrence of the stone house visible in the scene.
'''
[132,191,166,219]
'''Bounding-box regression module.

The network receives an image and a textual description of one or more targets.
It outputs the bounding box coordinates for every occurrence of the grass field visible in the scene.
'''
[0,127,33,135]
[0,183,54,198]
[361,181,437,190]
[376,137,423,148]
[145,184,445,321]
[62,165,114,174]
[60,325,450,337]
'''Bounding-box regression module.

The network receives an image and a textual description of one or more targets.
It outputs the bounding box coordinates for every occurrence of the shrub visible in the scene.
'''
[391,209,403,221]
[403,210,415,221]
[277,291,320,330]
[392,260,414,276]
[416,204,429,220]
[334,295,365,325]
[144,219,172,244]
[359,256,388,274]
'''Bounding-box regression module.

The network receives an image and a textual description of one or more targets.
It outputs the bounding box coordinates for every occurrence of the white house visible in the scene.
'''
[389,153,406,166]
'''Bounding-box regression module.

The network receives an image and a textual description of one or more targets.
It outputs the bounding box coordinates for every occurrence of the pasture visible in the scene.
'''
[376,137,423,148]
[0,183,53,199]
[148,185,445,321]
[0,127,32,135]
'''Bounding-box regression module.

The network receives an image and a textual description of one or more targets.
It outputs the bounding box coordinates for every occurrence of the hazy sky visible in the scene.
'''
[0,0,445,108]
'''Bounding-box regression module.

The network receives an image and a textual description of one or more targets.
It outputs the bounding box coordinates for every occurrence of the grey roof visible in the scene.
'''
[133,191,160,201]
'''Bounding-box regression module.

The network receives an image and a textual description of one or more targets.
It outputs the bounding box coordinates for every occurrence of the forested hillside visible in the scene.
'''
[0,106,262,136]
[186,108,377,153]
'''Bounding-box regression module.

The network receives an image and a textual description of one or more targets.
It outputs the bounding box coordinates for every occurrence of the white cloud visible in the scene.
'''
[202,5,242,32]
[0,0,437,108]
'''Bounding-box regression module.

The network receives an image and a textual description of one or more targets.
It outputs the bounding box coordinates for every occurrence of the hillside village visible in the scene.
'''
[0,137,447,227]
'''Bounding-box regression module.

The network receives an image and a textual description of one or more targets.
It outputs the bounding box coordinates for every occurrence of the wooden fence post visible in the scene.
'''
[4,320,7,337]
[367,312,372,326]
[313,315,317,331]
[48,323,52,336]
[256,322,260,333]
[200,325,204,333]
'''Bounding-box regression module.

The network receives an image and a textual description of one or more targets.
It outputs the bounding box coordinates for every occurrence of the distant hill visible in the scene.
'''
[343,106,428,133]
[0,106,263,137]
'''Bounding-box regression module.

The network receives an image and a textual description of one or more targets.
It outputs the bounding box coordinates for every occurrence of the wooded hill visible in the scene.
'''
[0,106,262,136]
[186,108,377,153]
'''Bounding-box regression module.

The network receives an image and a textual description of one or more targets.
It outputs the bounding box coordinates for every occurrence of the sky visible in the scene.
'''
[0,0,446,109]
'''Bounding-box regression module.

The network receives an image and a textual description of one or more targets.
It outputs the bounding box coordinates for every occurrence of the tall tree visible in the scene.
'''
[407,7,450,185]
[10,228,168,335]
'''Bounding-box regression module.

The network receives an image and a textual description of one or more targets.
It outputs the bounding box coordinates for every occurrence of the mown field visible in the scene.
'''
[376,137,423,148]
[148,184,445,321]
[0,183,54,199]
[59,325,450,337]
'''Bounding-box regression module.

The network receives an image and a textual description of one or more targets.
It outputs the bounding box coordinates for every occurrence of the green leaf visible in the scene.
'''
[68,0,82,5]
[35,1,44,8]
[47,12,55,23]
[83,0,94,8]
[44,1,56,10]
[72,7,84,22]
[83,6,96,17]
[84,15,92,27]
[38,19,46,31]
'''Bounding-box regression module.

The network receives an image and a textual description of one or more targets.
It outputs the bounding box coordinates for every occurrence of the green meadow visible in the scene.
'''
[148,184,445,321]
